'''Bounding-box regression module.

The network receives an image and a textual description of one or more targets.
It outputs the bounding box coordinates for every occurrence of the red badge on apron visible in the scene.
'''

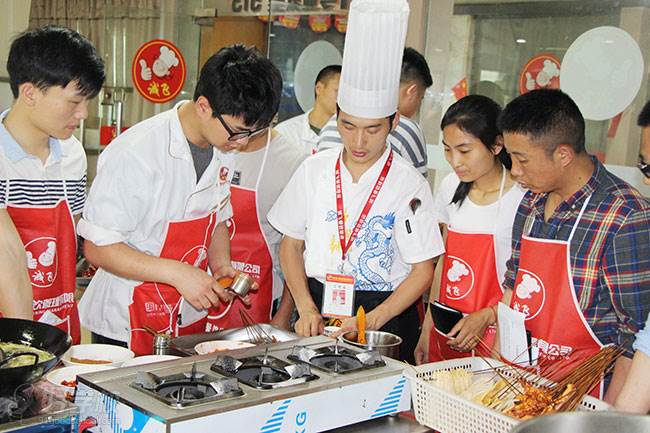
[129,212,216,355]
[510,196,603,398]
[206,138,274,330]
[6,187,80,344]
[429,171,507,362]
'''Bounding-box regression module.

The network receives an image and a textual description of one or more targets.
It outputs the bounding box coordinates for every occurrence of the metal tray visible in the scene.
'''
[170,324,298,356]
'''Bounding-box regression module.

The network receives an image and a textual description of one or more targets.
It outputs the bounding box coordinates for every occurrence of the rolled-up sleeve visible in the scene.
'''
[602,207,650,355]
[77,149,153,246]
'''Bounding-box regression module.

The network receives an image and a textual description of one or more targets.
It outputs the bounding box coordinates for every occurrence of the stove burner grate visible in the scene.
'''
[211,354,318,390]
[287,343,385,374]
[309,354,363,373]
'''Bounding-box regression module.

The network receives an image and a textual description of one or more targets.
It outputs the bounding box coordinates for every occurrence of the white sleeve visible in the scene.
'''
[433,172,458,225]
[394,181,445,263]
[77,149,153,246]
[267,161,309,240]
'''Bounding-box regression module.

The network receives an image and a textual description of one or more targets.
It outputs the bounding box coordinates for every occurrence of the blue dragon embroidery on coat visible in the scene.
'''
[353,213,395,291]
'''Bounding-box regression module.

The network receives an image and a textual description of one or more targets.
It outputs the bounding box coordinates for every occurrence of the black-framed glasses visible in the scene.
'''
[215,113,267,142]
[638,156,650,178]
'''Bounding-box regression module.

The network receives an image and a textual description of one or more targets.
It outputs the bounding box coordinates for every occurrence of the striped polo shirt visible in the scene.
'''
[0,109,86,215]
[316,114,428,177]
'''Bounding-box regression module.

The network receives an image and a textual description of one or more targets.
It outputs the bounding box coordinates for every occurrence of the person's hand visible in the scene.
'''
[295,308,324,336]
[414,314,433,365]
[446,308,494,352]
[335,305,391,337]
[170,263,233,310]
[214,265,253,306]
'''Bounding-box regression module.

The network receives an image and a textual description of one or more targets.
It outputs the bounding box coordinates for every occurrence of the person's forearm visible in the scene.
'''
[208,221,232,272]
[614,350,650,413]
[374,259,434,322]
[0,212,32,318]
[271,283,295,325]
[84,240,186,287]
[605,354,633,404]
[279,236,317,314]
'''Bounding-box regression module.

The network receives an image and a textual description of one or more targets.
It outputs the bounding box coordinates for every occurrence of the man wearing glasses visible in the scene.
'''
[77,45,282,352]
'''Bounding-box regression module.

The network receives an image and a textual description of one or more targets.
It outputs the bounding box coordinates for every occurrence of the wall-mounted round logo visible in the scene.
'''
[513,269,546,320]
[519,54,560,95]
[24,237,58,288]
[132,39,186,103]
[444,256,475,300]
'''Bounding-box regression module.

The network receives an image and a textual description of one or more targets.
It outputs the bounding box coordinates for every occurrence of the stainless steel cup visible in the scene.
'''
[229,272,254,297]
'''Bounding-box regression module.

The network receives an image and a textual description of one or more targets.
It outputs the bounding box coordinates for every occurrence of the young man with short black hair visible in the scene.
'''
[78,45,282,353]
[0,26,105,343]
[317,47,432,177]
[499,88,650,401]
[276,64,341,153]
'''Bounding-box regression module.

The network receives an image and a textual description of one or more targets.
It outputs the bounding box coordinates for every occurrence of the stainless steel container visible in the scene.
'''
[153,333,171,355]
[510,412,650,433]
[229,272,254,297]
[341,330,402,359]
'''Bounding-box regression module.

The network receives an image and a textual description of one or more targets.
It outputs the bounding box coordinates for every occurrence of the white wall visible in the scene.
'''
[0,0,31,109]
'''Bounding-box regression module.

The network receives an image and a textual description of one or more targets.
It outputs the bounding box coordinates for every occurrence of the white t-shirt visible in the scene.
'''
[0,109,86,215]
[275,111,319,154]
[228,131,308,300]
[77,101,233,341]
[434,171,526,285]
[268,147,444,292]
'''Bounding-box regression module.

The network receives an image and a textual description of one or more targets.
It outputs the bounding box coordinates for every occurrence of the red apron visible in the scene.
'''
[429,229,502,361]
[6,198,80,344]
[429,170,506,362]
[206,138,274,331]
[128,212,216,355]
[510,195,603,398]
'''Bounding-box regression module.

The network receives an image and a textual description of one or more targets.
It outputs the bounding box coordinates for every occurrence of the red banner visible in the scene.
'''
[334,15,347,33]
[309,15,331,33]
[452,78,468,101]
[278,15,300,29]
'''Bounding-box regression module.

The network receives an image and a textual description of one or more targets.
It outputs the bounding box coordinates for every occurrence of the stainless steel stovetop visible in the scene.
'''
[75,336,411,432]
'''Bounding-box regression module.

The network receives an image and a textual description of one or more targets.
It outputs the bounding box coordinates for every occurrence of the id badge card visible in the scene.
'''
[322,273,355,318]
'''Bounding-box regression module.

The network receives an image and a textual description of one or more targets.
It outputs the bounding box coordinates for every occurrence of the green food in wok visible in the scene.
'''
[0,342,54,368]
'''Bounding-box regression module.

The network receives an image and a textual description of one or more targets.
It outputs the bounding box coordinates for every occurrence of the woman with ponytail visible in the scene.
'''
[414,95,525,364]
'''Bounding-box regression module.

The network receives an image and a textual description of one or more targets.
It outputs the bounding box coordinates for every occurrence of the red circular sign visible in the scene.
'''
[132,39,186,104]
[519,54,561,95]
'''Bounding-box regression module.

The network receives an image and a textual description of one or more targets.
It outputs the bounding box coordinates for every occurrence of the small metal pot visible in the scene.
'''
[340,330,402,359]
[510,412,650,433]
[229,272,254,297]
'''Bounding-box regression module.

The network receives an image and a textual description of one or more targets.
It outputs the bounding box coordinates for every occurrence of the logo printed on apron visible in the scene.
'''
[512,269,546,320]
[444,255,475,300]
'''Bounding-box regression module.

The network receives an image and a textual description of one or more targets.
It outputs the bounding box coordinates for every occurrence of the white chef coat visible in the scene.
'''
[0,109,86,214]
[268,147,444,292]
[434,171,526,285]
[77,101,233,342]
[275,110,319,153]
[229,132,308,300]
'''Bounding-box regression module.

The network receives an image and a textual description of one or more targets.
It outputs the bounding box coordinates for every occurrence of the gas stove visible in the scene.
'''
[0,382,78,433]
[75,336,410,433]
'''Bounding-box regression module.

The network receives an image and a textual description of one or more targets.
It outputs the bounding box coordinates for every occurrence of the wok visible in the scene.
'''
[0,318,71,393]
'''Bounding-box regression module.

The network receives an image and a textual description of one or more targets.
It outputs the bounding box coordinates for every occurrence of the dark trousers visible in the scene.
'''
[308,278,420,364]
[91,332,128,348]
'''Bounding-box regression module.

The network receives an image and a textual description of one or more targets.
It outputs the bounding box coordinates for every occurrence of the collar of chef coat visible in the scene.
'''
[0,109,64,164]
[338,142,391,185]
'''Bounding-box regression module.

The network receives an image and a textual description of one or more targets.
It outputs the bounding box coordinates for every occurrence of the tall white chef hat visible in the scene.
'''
[337,0,410,119]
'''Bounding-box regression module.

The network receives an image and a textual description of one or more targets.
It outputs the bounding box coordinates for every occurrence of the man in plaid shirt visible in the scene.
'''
[498,89,650,402]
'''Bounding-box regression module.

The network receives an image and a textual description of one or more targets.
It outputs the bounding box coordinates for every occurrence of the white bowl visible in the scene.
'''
[121,355,180,367]
[62,344,135,367]
[194,340,255,355]
[46,364,115,400]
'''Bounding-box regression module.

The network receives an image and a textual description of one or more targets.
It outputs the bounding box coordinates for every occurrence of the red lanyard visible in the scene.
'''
[335,150,393,261]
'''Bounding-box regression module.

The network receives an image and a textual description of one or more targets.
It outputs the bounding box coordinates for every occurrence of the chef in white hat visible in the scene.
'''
[269,0,444,363]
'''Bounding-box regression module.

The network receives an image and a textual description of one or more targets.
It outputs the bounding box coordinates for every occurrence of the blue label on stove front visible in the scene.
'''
[259,399,291,433]
[371,376,406,418]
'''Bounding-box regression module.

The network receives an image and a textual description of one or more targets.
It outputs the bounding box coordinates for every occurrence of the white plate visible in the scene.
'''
[121,354,180,367]
[194,340,255,355]
[62,344,134,367]
[46,364,115,399]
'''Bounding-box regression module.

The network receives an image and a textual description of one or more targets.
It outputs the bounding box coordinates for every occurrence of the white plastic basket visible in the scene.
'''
[403,357,610,433]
